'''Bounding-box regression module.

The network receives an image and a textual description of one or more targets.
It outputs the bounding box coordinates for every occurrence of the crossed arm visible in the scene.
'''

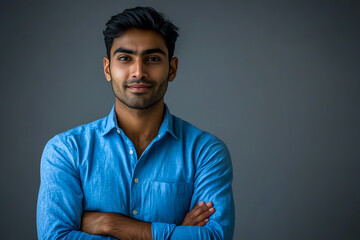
[80,201,215,239]
[37,136,234,240]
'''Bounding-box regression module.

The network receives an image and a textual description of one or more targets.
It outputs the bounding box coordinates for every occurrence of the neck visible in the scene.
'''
[114,99,165,141]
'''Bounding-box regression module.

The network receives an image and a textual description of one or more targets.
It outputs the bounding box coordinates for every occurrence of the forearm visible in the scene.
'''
[82,200,213,240]
[104,213,152,240]
[151,222,225,240]
[81,212,152,240]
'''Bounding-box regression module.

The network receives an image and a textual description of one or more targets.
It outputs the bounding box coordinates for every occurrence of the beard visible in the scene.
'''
[110,76,169,110]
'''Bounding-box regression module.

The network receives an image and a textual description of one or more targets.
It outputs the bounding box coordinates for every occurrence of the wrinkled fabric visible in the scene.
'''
[37,105,235,240]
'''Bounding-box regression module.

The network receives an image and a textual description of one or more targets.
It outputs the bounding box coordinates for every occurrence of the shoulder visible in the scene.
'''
[172,115,233,181]
[44,116,107,154]
[59,116,106,140]
[172,115,231,161]
[41,116,107,171]
[172,115,226,144]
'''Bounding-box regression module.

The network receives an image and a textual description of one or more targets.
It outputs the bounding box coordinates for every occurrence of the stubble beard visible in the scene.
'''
[110,76,169,110]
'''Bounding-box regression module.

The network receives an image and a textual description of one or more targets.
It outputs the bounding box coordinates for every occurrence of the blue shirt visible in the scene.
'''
[37,105,235,240]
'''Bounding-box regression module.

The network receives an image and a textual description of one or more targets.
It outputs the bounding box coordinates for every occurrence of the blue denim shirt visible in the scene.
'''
[37,105,234,239]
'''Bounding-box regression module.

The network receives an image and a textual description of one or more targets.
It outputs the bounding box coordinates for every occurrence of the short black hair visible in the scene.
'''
[103,6,179,61]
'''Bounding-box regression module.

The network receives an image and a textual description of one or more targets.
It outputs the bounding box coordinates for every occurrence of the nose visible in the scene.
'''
[131,59,146,79]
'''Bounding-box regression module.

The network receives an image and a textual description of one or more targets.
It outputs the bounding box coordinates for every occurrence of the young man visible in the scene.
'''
[37,7,234,240]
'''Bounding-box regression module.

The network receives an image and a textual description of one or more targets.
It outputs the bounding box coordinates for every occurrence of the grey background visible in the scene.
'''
[0,0,359,239]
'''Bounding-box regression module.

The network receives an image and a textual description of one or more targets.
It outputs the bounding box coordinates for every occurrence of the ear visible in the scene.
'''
[103,57,111,82]
[168,57,178,82]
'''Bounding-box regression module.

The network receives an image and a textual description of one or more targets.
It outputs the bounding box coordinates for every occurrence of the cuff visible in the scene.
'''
[151,222,176,240]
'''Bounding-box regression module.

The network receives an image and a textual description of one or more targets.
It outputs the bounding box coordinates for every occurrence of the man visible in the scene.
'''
[37,6,234,240]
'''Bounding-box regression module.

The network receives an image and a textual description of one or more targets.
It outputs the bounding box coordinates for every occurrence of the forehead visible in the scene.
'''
[111,29,168,55]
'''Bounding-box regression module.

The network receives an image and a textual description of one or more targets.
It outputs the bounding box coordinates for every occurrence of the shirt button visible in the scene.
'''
[116,129,121,134]
[132,209,138,215]
[134,178,139,183]
[129,150,134,155]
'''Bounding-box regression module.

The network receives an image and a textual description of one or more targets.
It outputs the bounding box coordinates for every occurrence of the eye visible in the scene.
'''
[118,56,132,61]
[146,56,161,62]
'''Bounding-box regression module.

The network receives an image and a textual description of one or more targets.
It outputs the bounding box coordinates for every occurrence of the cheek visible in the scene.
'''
[152,65,170,79]
[110,65,128,80]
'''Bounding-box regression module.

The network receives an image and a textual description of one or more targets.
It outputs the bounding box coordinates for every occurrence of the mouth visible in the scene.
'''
[127,83,152,93]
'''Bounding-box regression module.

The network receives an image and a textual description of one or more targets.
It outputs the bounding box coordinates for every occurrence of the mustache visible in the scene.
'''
[124,78,155,86]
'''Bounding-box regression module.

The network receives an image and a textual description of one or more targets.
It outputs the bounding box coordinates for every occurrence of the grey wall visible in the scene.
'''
[1,0,359,239]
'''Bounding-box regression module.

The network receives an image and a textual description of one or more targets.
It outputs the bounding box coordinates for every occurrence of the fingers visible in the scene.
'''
[193,202,215,226]
[181,201,215,226]
[193,201,214,217]
[197,218,209,227]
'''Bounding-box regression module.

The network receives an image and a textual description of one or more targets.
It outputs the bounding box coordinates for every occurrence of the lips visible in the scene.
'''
[127,83,152,93]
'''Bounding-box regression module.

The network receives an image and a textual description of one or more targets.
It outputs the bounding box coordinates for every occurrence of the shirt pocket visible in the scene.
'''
[151,181,193,224]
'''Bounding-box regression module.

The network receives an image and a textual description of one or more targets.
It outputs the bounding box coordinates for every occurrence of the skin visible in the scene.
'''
[81,201,215,239]
[81,29,215,239]
[103,29,178,157]
[181,201,215,226]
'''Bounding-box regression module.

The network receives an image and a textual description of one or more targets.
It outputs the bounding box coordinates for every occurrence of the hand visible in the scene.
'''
[181,201,215,226]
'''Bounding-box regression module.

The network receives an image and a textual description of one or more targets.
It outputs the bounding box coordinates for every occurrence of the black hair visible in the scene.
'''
[103,6,179,61]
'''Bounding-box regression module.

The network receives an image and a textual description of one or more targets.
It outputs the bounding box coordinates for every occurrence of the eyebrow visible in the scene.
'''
[113,47,166,57]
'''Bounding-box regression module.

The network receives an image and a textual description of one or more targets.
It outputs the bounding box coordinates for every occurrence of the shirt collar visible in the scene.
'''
[101,104,178,139]
[101,105,119,136]
[159,104,178,139]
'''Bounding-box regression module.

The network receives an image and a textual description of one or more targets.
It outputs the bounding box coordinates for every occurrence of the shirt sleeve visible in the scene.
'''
[151,137,235,240]
[37,135,117,240]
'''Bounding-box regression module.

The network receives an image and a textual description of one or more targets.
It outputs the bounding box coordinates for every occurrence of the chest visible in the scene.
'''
[80,140,195,224]
[132,137,153,158]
